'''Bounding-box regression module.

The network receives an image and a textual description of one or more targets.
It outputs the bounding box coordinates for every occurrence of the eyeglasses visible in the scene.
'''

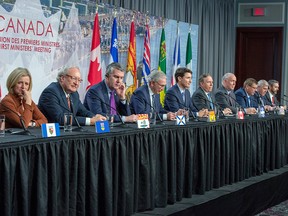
[155,81,166,88]
[65,74,83,83]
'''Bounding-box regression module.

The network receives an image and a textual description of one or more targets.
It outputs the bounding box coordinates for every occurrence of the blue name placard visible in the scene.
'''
[95,120,110,133]
[41,123,60,137]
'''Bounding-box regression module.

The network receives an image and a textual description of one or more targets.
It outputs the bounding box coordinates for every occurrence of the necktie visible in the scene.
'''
[152,94,156,111]
[207,93,214,109]
[247,96,250,107]
[272,96,275,105]
[110,91,117,114]
[182,92,185,103]
[228,92,234,106]
[67,95,71,110]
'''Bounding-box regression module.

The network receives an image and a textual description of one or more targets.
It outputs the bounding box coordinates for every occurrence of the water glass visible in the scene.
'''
[149,111,157,125]
[0,115,5,137]
[107,114,115,128]
[184,108,190,123]
[64,113,73,132]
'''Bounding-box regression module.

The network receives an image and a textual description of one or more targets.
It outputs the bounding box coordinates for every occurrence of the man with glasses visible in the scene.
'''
[130,69,176,120]
[38,66,106,126]
[84,62,138,122]
[235,78,258,114]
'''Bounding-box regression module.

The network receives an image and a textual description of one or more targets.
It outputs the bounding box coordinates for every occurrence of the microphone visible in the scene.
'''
[223,92,247,114]
[89,92,127,127]
[0,102,32,136]
[132,92,165,124]
[165,92,198,121]
[198,95,227,118]
[237,94,259,108]
[69,97,88,132]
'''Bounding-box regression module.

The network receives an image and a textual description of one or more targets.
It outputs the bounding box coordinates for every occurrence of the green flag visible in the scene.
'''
[158,28,166,106]
[186,32,192,70]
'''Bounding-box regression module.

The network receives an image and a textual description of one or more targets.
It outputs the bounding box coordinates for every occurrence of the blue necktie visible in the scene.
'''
[182,92,185,103]
[247,96,251,107]
[207,93,213,109]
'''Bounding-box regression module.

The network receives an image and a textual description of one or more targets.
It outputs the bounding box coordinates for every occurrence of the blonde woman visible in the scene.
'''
[0,67,47,128]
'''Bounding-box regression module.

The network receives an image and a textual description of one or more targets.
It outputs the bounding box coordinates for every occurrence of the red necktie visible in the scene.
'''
[272,96,275,105]
[67,96,71,110]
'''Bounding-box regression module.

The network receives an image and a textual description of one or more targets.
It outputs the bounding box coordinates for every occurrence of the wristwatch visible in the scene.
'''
[31,121,36,127]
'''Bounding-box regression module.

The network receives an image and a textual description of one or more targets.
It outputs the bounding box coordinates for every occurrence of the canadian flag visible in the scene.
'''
[87,12,102,90]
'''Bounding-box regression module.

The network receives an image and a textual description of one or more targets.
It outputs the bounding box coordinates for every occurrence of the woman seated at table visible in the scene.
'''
[0,67,47,128]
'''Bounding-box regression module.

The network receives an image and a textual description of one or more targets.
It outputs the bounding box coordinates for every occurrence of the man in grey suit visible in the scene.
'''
[193,73,232,115]
[215,73,237,114]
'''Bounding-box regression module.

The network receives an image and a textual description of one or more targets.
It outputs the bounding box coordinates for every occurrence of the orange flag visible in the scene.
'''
[125,20,137,99]
[87,12,102,90]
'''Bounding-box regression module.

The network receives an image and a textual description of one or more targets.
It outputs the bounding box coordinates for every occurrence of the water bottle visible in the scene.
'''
[258,105,265,118]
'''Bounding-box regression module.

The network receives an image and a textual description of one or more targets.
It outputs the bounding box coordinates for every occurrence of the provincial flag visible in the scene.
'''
[125,20,137,100]
[142,24,151,83]
[171,25,180,86]
[109,17,118,63]
[186,31,192,70]
[87,12,102,89]
[41,123,60,137]
[158,28,166,106]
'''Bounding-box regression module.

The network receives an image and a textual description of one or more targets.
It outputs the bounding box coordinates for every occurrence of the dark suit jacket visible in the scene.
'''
[192,87,215,111]
[215,86,237,113]
[235,87,258,108]
[263,91,280,106]
[252,91,265,107]
[130,85,166,117]
[38,82,94,126]
[83,80,130,122]
[164,84,197,112]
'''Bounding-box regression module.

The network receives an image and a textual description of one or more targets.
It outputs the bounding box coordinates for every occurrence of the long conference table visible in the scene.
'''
[0,114,288,216]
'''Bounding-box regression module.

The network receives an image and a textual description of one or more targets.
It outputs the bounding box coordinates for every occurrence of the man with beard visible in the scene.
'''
[264,79,280,107]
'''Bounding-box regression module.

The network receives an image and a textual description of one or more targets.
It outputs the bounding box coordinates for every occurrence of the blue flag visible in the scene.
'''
[109,17,118,63]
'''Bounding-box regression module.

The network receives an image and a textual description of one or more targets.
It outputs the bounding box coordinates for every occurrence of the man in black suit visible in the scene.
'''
[38,66,106,126]
[214,73,237,114]
[84,62,137,122]
[264,79,280,106]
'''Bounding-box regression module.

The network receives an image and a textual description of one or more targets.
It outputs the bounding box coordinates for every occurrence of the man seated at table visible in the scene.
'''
[164,67,208,118]
[214,73,237,114]
[130,69,176,120]
[253,79,273,111]
[84,62,137,122]
[263,79,280,107]
[38,66,106,126]
[234,78,258,114]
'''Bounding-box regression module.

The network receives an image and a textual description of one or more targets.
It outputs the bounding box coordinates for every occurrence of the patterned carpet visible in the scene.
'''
[255,200,288,216]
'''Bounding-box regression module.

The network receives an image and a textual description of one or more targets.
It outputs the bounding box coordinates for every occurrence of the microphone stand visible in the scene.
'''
[90,92,128,127]
[69,97,88,132]
[132,92,165,125]
[223,92,247,115]
[199,95,227,119]
[1,102,32,136]
[165,92,198,121]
